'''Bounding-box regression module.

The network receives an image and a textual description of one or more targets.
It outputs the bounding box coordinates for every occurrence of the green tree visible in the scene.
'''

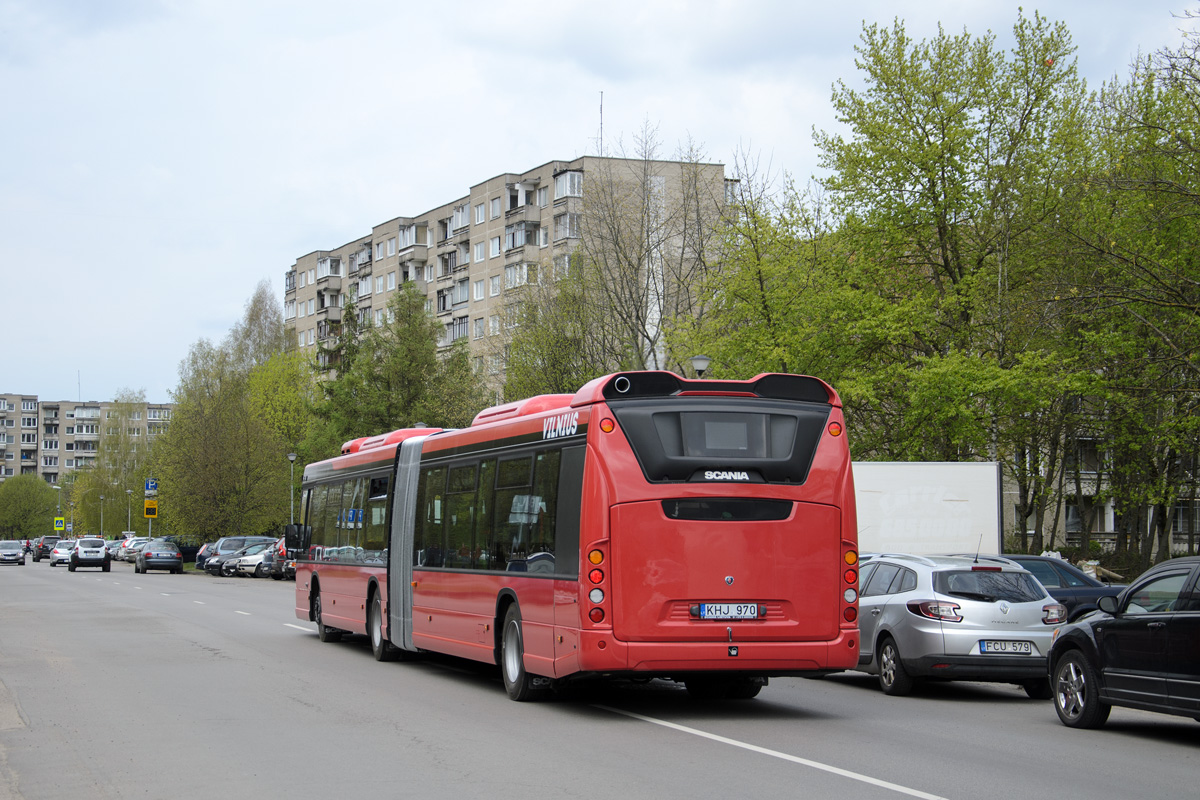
[311,284,490,452]
[0,474,58,541]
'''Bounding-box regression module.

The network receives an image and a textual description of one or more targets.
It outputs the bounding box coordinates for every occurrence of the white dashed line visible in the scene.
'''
[194,601,205,605]
[235,611,251,616]
[596,705,948,800]
[284,624,311,632]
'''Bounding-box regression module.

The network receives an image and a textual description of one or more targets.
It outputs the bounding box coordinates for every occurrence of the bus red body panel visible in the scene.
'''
[294,371,860,696]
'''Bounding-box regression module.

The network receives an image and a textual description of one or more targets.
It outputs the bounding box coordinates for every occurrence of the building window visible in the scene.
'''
[539,226,549,247]
[537,186,548,207]
[21,400,36,411]
[42,440,58,450]
[474,317,485,339]
[437,288,450,313]
[376,275,385,294]
[453,278,469,305]
[475,203,485,224]
[490,276,502,297]
[307,329,315,345]
[387,238,396,257]
[376,242,384,260]
[490,197,501,219]
[388,272,397,291]
[473,280,484,301]
[555,171,583,199]
[474,242,485,263]
[21,417,36,428]
[553,212,581,240]
[505,263,538,288]
[490,236,501,258]
[452,204,470,231]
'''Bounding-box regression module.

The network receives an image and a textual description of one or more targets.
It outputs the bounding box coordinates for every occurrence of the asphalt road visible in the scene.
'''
[1,559,1196,800]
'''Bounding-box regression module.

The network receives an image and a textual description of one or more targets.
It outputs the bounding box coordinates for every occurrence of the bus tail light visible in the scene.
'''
[589,607,605,623]
[844,607,858,622]
[588,568,604,584]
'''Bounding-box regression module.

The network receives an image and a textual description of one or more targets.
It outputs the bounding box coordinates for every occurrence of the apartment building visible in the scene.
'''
[0,394,171,485]
[284,155,729,378]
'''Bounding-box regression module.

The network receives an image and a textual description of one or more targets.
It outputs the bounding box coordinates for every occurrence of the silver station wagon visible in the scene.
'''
[855,554,1066,698]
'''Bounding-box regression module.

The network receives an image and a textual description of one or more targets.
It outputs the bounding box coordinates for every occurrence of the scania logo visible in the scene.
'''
[725,576,734,585]
[704,470,750,481]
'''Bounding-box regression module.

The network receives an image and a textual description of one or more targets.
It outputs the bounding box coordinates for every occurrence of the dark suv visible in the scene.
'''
[1003,555,1125,622]
[1049,556,1200,728]
[32,535,61,562]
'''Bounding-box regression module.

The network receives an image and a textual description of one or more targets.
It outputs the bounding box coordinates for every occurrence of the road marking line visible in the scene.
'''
[595,705,948,800]
[194,601,205,605]
[284,624,311,632]
[235,611,251,616]
[160,593,171,596]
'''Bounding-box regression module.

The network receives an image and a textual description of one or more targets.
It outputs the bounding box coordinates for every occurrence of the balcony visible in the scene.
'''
[505,204,541,222]
[316,273,342,292]
[315,304,343,323]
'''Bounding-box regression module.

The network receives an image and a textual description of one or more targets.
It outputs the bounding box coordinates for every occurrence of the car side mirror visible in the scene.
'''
[1098,594,1119,614]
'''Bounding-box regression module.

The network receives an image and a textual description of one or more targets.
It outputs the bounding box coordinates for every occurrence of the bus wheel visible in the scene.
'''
[369,593,396,662]
[501,604,545,701]
[314,590,342,643]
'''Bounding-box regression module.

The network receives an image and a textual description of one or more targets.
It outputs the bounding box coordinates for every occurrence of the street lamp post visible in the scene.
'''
[287,453,297,526]
[126,489,132,533]
[99,495,104,538]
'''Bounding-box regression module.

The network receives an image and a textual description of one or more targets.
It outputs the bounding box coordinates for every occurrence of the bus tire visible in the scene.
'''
[369,592,396,662]
[314,590,342,643]
[501,604,546,701]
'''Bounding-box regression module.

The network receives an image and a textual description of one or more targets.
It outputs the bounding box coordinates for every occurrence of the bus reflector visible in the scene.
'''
[844,569,857,584]
[589,569,604,584]
[601,418,615,433]
[844,607,858,622]
[588,550,604,565]
[589,588,604,603]
[844,551,858,565]
[589,608,605,623]
[828,422,843,437]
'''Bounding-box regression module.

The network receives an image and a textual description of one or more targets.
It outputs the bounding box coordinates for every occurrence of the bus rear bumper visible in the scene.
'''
[575,628,859,676]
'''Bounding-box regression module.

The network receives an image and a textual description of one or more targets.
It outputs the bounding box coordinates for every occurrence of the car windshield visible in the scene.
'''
[0,542,19,550]
[934,570,1045,603]
[149,542,179,552]
[78,539,104,547]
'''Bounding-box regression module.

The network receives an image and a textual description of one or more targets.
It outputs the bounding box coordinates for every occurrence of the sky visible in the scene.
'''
[1,0,1192,403]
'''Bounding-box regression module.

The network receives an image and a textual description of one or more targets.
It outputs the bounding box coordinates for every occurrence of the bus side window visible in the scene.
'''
[322,482,346,562]
[493,456,533,570]
[308,485,328,561]
[343,478,366,562]
[445,464,478,569]
[526,449,561,573]
[476,460,497,571]
[363,475,389,561]
[415,466,447,567]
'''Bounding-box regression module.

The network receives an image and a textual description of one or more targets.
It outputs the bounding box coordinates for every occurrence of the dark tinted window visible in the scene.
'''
[934,571,1045,602]
[1125,572,1189,613]
[1021,559,1062,588]
[611,398,830,484]
[863,564,900,597]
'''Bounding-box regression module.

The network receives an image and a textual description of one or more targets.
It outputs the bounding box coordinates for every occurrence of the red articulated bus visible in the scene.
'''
[291,370,860,700]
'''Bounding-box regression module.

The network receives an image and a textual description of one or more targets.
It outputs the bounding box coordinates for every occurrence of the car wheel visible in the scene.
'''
[102,563,110,573]
[878,636,914,696]
[1022,679,1053,700]
[314,590,342,643]
[501,604,546,701]
[369,593,397,662]
[255,564,269,578]
[1053,650,1111,729]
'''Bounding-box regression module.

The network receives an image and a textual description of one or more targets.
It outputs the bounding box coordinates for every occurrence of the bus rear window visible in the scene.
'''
[611,398,831,484]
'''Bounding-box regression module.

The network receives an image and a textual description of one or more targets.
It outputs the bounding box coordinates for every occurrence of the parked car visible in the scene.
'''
[49,540,76,567]
[203,536,277,576]
[1000,555,1126,622]
[117,537,150,561]
[855,554,1067,697]
[135,540,184,574]
[222,542,272,577]
[32,535,60,562]
[69,537,111,572]
[231,542,275,578]
[105,540,125,558]
[161,535,200,563]
[1049,555,1200,728]
[270,536,296,580]
[194,542,216,571]
[0,540,26,566]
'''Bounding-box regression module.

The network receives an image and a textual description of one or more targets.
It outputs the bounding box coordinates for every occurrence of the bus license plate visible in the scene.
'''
[980,640,1033,655]
[700,603,759,620]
